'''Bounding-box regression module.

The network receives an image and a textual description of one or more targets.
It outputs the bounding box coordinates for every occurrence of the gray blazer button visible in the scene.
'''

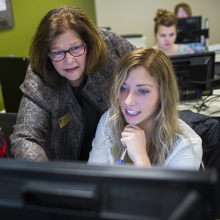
[87,86,91,90]
[97,97,103,102]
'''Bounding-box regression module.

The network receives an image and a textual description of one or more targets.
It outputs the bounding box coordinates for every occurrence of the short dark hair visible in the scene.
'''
[174,3,192,17]
[154,9,177,34]
[29,6,108,88]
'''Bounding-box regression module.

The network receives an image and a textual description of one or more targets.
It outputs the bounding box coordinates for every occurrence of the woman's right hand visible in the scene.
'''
[120,125,151,167]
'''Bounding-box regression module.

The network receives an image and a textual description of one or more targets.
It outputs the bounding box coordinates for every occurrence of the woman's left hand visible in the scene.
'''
[120,125,151,166]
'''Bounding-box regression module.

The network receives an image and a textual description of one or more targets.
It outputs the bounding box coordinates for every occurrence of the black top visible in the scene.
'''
[71,77,101,161]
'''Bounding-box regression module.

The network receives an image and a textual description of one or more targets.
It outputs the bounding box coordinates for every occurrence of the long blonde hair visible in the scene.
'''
[108,47,184,165]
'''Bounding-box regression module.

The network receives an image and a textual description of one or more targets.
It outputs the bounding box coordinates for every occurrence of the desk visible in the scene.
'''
[178,89,220,117]
[216,53,220,62]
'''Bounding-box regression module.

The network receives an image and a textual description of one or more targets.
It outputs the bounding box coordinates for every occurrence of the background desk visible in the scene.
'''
[178,89,220,117]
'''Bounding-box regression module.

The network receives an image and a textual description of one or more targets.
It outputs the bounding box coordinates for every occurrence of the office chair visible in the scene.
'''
[0,113,17,158]
[179,110,220,172]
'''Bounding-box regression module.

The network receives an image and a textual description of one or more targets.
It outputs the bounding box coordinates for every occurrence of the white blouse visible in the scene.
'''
[88,110,203,171]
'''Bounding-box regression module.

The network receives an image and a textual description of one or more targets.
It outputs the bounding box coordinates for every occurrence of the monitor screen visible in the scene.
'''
[0,159,218,220]
[169,52,216,100]
[0,57,29,112]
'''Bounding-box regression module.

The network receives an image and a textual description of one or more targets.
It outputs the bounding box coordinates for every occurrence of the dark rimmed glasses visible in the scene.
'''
[48,43,87,62]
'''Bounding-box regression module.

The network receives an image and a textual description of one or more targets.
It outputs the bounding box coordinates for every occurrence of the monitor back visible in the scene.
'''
[169,52,215,100]
[0,159,218,220]
[0,57,29,112]
[176,16,204,45]
[177,16,202,32]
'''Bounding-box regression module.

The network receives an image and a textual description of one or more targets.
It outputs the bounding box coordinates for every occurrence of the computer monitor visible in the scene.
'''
[175,16,208,52]
[0,57,29,112]
[169,52,216,100]
[177,16,202,32]
[0,0,14,30]
[0,159,218,220]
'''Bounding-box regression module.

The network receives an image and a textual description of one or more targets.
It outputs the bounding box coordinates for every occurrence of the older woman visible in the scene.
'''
[10,6,135,162]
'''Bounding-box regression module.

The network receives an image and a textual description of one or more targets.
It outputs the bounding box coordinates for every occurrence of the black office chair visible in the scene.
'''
[179,110,220,170]
[0,113,17,158]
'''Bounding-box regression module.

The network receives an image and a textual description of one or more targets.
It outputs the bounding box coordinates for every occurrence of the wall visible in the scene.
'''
[0,0,96,111]
[0,0,96,57]
[95,0,220,47]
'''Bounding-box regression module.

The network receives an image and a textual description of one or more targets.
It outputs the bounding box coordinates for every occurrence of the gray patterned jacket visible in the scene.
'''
[10,29,136,162]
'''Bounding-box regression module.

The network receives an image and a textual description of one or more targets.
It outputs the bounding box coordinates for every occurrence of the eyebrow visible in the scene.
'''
[123,82,153,87]
[160,32,175,35]
[51,41,82,50]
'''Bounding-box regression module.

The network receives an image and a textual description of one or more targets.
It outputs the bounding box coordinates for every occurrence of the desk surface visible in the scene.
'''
[216,53,220,63]
[178,89,220,117]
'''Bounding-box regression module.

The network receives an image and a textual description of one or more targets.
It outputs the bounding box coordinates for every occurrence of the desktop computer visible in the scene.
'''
[0,57,29,112]
[176,16,208,53]
[169,52,216,100]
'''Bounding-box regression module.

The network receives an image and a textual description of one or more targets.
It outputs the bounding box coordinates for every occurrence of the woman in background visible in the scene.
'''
[174,3,192,18]
[10,6,135,162]
[153,9,193,56]
[88,47,202,170]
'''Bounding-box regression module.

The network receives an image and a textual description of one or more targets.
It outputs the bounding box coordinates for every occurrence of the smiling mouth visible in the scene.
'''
[126,110,140,115]
[65,66,78,71]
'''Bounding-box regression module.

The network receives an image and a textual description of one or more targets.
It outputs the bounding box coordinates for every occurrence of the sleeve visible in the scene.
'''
[112,32,137,58]
[165,136,203,171]
[87,111,111,166]
[10,95,50,162]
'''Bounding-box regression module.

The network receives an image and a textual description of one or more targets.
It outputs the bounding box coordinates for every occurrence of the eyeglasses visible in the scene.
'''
[48,43,87,62]
[178,11,187,15]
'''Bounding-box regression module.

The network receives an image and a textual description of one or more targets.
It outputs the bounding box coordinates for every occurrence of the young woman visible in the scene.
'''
[153,9,193,56]
[88,47,202,170]
[174,3,192,18]
[10,6,135,162]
